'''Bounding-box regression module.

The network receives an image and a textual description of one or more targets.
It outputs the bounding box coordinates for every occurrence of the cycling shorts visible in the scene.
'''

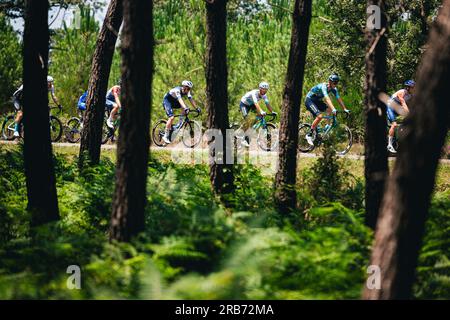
[387,106,399,123]
[305,97,327,117]
[239,102,255,118]
[163,94,182,117]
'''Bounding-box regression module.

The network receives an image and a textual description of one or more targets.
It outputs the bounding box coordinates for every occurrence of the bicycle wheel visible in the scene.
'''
[66,117,82,143]
[2,115,17,141]
[152,120,167,147]
[298,123,315,153]
[181,120,202,148]
[257,123,278,151]
[327,123,352,155]
[49,116,63,142]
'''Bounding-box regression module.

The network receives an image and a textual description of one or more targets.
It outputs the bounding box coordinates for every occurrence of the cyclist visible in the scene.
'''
[77,90,88,126]
[162,80,199,144]
[238,82,275,147]
[12,75,61,137]
[386,79,415,153]
[304,74,350,146]
[106,81,122,129]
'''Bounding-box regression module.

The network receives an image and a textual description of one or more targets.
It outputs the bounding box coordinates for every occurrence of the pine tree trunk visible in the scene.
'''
[274,0,312,213]
[109,0,153,242]
[364,0,388,229]
[363,0,450,299]
[205,0,234,197]
[22,0,59,226]
[79,0,123,168]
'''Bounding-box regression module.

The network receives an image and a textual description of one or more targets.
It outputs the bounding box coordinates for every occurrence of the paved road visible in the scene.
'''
[2,140,449,164]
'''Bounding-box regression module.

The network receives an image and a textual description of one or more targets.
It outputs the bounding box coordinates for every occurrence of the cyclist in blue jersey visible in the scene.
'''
[12,76,61,137]
[162,80,199,144]
[304,74,350,145]
[386,80,415,153]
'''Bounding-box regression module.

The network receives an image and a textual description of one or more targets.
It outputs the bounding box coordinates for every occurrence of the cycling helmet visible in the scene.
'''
[259,82,269,90]
[404,80,416,87]
[328,74,340,82]
[182,80,193,88]
[47,76,54,83]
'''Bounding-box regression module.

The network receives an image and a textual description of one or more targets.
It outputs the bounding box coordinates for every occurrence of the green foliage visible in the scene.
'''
[0,13,22,114]
[49,5,99,116]
[0,148,447,299]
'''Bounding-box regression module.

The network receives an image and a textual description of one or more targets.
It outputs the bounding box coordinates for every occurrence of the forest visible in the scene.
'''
[0,0,448,300]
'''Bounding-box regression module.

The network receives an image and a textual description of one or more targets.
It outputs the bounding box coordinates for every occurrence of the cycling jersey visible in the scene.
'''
[389,89,412,106]
[306,83,340,101]
[240,89,269,106]
[165,86,193,103]
[12,84,55,110]
[106,85,121,102]
[162,86,193,117]
[78,91,88,111]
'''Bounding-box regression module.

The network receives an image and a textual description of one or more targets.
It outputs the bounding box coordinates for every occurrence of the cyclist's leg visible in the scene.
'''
[13,98,23,134]
[305,98,324,132]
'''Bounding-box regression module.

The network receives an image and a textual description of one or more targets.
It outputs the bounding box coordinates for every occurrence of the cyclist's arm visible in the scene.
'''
[264,97,273,113]
[188,97,197,109]
[337,97,348,111]
[324,96,336,112]
[177,97,188,110]
[51,93,61,106]
[397,91,409,113]
[114,92,122,109]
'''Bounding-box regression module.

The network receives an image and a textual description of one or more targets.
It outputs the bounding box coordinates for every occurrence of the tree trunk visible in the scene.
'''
[79,0,123,168]
[274,0,312,213]
[205,0,234,198]
[364,0,388,229]
[22,0,59,227]
[363,0,450,299]
[109,0,153,242]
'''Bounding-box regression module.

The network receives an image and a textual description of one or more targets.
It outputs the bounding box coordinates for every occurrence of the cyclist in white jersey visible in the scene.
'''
[238,82,275,147]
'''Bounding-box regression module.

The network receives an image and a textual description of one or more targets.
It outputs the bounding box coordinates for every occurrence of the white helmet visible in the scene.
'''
[47,76,54,83]
[181,80,193,88]
[259,82,269,90]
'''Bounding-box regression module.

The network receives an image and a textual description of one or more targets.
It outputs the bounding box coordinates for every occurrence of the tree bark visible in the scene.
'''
[205,0,234,198]
[363,0,450,299]
[364,0,388,229]
[22,0,59,226]
[109,0,153,242]
[78,0,123,168]
[274,0,312,213]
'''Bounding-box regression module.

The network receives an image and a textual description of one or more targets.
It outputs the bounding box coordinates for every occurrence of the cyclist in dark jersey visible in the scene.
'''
[12,76,60,137]
[304,74,350,145]
[161,80,199,144]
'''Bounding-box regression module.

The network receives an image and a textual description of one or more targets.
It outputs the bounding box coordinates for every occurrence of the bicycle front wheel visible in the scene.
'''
[257,123,278,151]
[298,123,315,153]
[181,120,202,148]
[66,117,82,143]
[2,115,17,141]
[152,120,167,147]
[49,116,63,142]
[327,123,352,155]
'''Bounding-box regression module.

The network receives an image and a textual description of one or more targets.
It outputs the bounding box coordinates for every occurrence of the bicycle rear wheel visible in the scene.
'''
[66,117,82,143]
[49,116,63,142]
[327,123,352,155]
[152,120,167,147]
[298,123,315,153]
[2,115,17,141]
[181,120,202,148]
[257,123,278,151]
